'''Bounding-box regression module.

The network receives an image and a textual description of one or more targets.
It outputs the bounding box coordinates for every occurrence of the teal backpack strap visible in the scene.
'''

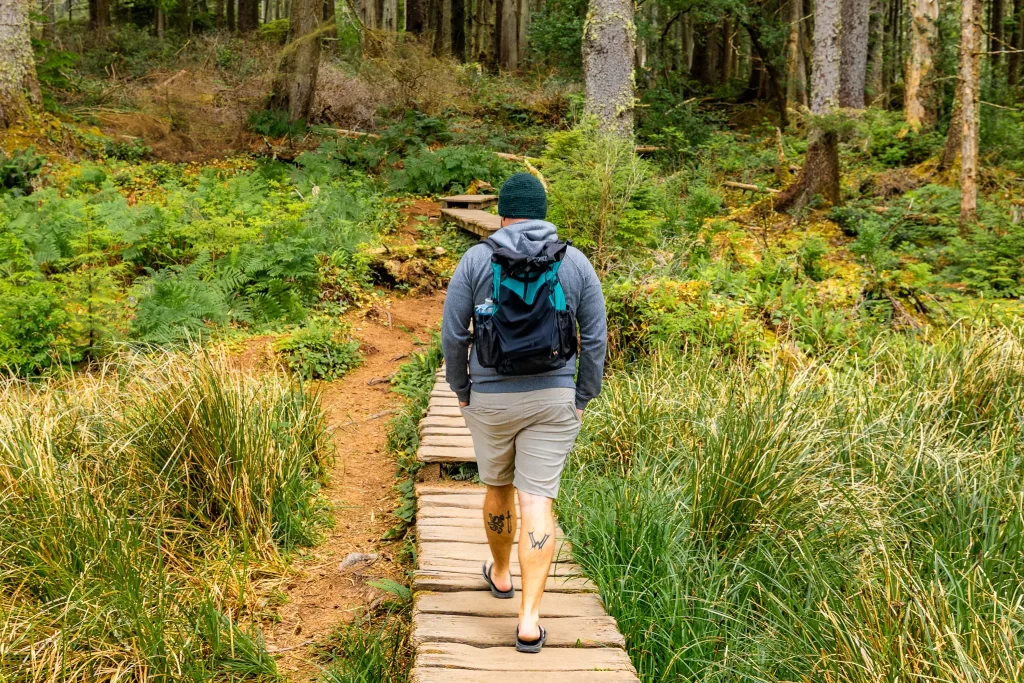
[480,239,502,308]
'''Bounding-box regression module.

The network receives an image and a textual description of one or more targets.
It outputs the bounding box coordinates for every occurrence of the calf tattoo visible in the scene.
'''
[487,510,512,534]
[528,531,550,550]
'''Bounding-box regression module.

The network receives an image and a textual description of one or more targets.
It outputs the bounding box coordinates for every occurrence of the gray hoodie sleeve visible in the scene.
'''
[572,254,607,410]
[441,246,482,403]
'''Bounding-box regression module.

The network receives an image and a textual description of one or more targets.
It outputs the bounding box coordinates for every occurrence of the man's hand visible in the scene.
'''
[577,408,584,421]
[460,401,469,408]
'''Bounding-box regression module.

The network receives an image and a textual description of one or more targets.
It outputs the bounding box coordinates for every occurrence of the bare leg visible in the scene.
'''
[517,491,555,640]
[483,483,516,592]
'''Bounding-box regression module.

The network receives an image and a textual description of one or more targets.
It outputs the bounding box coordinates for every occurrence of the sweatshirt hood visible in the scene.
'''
[488,219,558,257]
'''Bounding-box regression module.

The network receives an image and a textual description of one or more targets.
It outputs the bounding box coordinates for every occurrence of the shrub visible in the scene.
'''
[0,350,332,679]
[0,147,45,196]
[389,146,514,195]
[248,108,307,138]
[544,124,654,269]
[275,321,362,380]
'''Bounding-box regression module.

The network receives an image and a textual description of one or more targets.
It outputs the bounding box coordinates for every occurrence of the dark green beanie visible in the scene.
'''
[498,172,547,220]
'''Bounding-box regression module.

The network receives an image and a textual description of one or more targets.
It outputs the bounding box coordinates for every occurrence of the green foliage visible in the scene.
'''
[0,350,332,679]
[561,327,1024,680]
[797,235,829,282]
[103,137,151,162]
[527,0,586,72]
[259,18,291,43]
[0,147,45,196]
[544,123,655,268]
[320,610,411,683]
[390,146,514,195]
[248,108,307,138]
[862,109,944,167]
[274,321,363,380]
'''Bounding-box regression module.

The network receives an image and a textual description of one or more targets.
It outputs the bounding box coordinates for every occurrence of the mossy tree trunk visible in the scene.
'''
[775,0,841,211]
[269,0,322,121]
[903,0,939,129]
[582,0,635,135]
[957,0,982,225]
[839,0,869,108]
[0,0,41,128]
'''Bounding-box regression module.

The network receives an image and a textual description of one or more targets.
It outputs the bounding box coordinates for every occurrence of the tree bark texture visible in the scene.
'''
[786,0,808,106]
[238,0,259,30]
[381,0,398,30]
[434,0,452,53]
[839,0,869,107]
[269,0,322,121]
[359,0,378,27]
[777,0,841,211]
[88,0,111,29]
[582,0,636,135]
[472,0,496,65]
[497,0,518,68]
[903,0,939,128]
[0,0,41,128]
[991,0,1005,69]
[227,0,236,30]
[407,0,425,32]
[865,0,885,100]
[957,0,982,225]
[1011,0,1024,84]
[517,0,529,65]
[451,0,465,56]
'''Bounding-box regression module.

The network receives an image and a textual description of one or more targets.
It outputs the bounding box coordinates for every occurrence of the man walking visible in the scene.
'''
[441,172,607,653]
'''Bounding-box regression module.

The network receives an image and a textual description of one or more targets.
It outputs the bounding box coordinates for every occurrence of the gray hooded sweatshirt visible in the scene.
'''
[441,219,607,410]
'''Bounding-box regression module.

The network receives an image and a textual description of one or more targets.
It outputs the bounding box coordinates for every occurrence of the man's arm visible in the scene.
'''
[441,251,478,404]
[573,257,607,411]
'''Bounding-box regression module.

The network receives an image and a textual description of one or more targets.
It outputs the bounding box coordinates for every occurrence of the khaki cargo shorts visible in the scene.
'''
[460,387,581,499]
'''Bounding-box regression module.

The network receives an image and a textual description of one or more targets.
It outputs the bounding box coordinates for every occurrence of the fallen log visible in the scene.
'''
[722,181,781,194]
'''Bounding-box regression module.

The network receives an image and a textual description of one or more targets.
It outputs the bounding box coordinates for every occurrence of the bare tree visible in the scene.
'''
[839,0,870,107]
[785,0,808,106]
[865,0,885,101]
[582,0,636,134]
[956,0,982,225]
[776,0,841,210]
[0,0,41,128]
[497,0,518,68]
[903,0,939,129]
[269,0,323,121]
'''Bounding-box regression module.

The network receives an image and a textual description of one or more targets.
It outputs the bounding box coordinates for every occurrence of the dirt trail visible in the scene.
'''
[263,290,445,679]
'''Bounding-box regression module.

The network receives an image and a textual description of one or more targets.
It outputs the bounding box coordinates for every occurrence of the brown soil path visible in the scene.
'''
[263,290,445,679]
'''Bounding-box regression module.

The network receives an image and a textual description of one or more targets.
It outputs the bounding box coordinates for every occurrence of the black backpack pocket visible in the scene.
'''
[557,309,578,361]
[474,313,501,368]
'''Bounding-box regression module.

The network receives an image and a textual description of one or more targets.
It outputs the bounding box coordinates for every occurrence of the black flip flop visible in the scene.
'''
[481,562,515,599]
[516,625,547,653]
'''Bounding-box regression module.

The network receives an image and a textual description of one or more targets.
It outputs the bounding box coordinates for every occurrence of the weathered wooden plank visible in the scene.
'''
[420,426,472,437]
[425,406,464,417]
[441,208,502,238]
[413,572,595,593]
[440,194,498,210]
[412,670,639,683]
[416,591,605,618]
[417,525,564,543]
[428,396,461,407]
[417,445,477,463]
[419,541,573,565]
[415,484,483,495]
[420,435,475,449]
[418,558,582,576]
[414,642,635,671]
[420,416,468,429]
[412,614,624,648]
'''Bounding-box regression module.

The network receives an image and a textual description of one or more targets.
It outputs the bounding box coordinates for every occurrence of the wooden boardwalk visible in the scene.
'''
[440,194,501,239]
[409,368,640,682]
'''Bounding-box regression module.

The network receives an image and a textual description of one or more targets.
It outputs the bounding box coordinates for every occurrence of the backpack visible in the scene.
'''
[474,238,577,375]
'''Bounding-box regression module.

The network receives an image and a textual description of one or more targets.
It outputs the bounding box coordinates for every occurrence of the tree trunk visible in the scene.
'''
[776,0,841,211]
[474,0,496,64]
[839,0,869,107]
[407,0,425,31]
[497,0,517,68]
[582,0,635,135]
[865,0,885,101]
[745,20,790,128]
[1010,0,1024,85]
[269,0,323,121]
[237,0,259,30]
[452,0,465,56]
[903,0,939,128]
[786,0,808,106]
[0,0,40,128]
[516,0,528,65]
[381,0,397,30]
[957,0,982,225]
[89,0,111,28]
[41,0,56,38]
[435,0,452,53]
[991,0,1005,70]
[227,0,236,30]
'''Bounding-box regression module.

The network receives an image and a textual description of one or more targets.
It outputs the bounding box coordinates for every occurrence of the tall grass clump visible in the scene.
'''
[0,350,333,681]
[560,323,1024,681]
